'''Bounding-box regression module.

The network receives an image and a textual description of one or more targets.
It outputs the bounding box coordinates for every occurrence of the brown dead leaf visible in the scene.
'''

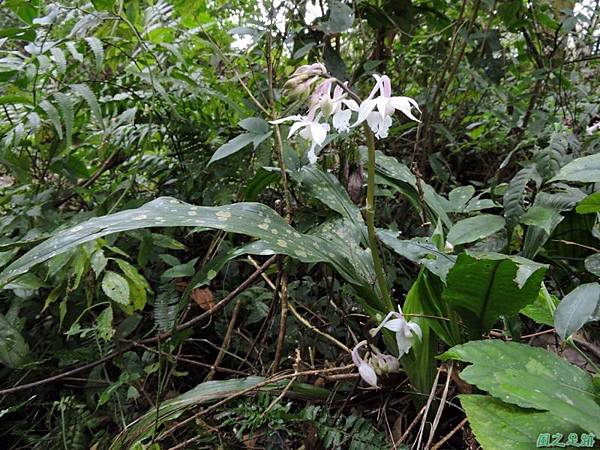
[191,287,214,310]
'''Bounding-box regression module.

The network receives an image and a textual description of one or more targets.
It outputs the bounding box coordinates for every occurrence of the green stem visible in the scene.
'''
[363,124,393,312]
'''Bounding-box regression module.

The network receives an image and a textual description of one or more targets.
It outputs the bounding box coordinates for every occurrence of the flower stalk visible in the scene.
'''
[363,122,394,311]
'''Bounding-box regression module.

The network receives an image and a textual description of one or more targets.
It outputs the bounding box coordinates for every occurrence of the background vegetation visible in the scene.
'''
[0,0,599,449]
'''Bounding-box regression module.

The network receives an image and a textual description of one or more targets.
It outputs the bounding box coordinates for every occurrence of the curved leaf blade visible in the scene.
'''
[447,214,505,246]
[554,283,600,339]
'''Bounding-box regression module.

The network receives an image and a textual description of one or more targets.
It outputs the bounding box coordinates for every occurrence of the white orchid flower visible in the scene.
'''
[352,340,379,387]
[311,80,359,133]
[370,306,422,356]
[331,84,359,132]
[354,74,421,138]
[270,105,330,164]
[351,340,399,387]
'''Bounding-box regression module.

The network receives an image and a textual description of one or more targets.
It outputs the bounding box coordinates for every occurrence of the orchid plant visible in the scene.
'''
[272,64,422,387]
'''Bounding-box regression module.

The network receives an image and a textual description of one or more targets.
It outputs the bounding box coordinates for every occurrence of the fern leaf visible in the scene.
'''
[154,284,179,332]
[71,83,104,129]
[85,36,104,72]
[54,93,73,148]
[39,100,63,140]
[50,47,67,75]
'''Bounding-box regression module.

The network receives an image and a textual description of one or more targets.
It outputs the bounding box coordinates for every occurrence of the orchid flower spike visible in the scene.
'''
[351,340,400,387]
[284,63,328,97]
[370,306,422,356]
[354,74,421,139]
[270,105,330,164]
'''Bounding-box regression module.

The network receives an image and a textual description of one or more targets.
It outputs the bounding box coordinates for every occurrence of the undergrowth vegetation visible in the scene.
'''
[0,0,599,449]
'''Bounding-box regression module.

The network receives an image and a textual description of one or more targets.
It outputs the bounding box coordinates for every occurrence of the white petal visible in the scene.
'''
[366,74,383,100]
[270,115,301,124]
[408,322,422,340]
[390,96,421,122]
[342,99,359,111]
[299,126,311,141]
[383,318,407,332]
[381,75,392,97]
[358,362,378,387]
[288,120,306,138]
[353,99,377,126]
[352,341,366,367]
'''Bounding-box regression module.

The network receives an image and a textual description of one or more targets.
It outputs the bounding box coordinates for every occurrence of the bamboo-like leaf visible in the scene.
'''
[364,148,451,227]
[54,92,73,147]
[377,230,456,282]
[296,165,367,243]
[85,36,104,72]
[208,133,255,165]
[71,83,104,129]
[39,100,63,139]
[49,47,66,74]
[447,214,506,246]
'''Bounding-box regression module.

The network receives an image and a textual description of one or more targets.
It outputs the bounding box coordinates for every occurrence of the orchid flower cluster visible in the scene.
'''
[272,63,421,164]
[352,307,422,387]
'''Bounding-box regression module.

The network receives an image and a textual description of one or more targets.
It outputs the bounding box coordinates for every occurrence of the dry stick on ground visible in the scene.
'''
[204,298,243,382]
[0,256,277,397]
[235,256,281,371]
[424,363,454,449]
[414,367,442,449]
[395,404,428,446]
[430,417,469,450]
[253,257,352,355]
[272,269,289,372]
[287,302,351,354]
